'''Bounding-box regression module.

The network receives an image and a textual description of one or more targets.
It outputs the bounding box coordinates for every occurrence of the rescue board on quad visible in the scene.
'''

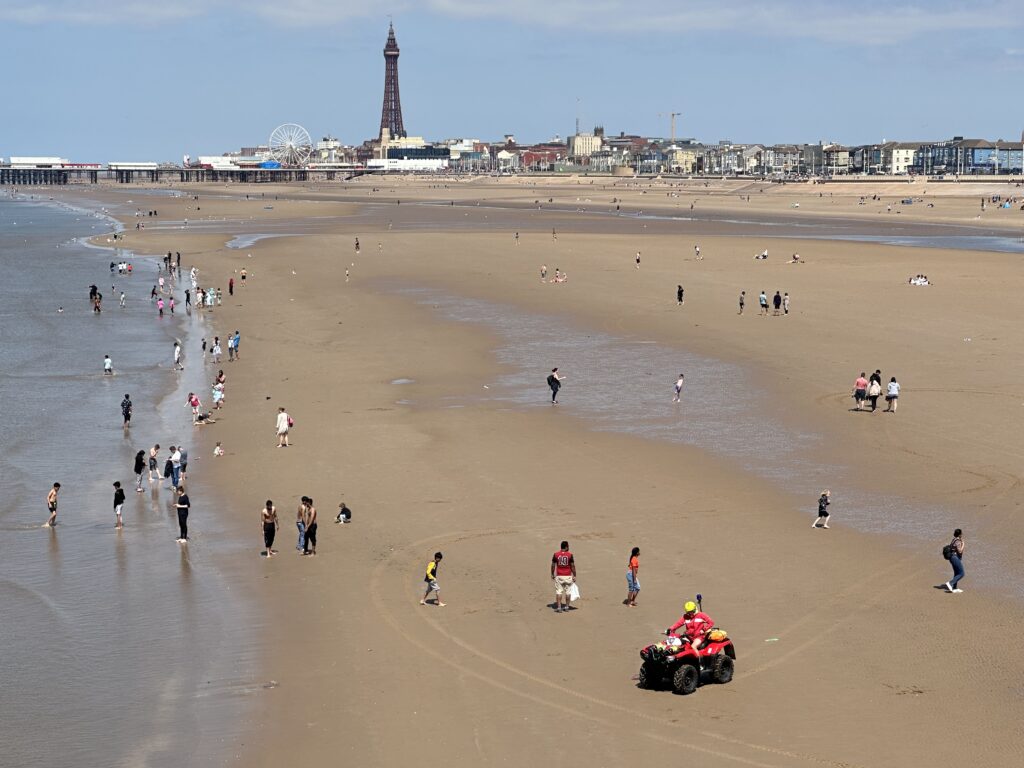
[638,633,736,694]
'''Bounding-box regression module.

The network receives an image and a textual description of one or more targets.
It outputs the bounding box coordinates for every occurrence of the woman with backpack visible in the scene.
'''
[944,529,965,593]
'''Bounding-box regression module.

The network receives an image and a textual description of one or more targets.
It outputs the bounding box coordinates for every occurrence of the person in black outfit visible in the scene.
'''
[121,394,133,427]
[547,368,565,404]
[113,481,126,529]
[176,487,191,542]
[812,490,831,529]
[133,450,146,492]
[677,285,685,305]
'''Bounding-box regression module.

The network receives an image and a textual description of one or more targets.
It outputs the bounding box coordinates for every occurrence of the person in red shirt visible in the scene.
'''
[550,540,576,613]
[666,601,714,651]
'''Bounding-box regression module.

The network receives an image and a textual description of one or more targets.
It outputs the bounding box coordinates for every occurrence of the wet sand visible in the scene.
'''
[44,176,1024,767]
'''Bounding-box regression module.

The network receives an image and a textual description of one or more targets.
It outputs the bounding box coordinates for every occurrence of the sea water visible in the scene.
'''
[0,196,252,767]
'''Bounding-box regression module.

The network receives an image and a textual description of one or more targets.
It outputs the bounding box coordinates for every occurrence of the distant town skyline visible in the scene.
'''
[2,1,1022,161]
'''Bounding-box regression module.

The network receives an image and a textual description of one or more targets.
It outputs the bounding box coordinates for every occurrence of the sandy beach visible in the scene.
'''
[48,175,1024,767]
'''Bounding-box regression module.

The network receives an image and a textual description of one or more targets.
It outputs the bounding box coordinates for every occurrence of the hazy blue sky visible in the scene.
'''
[1,0,1022,161]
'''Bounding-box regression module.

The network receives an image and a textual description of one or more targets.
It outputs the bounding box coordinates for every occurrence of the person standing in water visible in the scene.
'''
[547,368,566,404]
[134,450,146,492]
[175,487,190,543]
[44,483,61,527]
[113,481,125,529]
[673,374,685,403]
[121,394,132,428]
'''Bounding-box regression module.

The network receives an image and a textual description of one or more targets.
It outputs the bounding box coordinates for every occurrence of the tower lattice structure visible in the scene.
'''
[379,23,406,139]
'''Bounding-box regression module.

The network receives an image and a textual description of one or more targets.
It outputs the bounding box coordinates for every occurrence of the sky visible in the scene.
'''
[1,0,1022,161]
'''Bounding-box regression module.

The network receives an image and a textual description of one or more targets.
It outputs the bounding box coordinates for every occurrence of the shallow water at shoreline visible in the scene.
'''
[388,284,1013,597]
[0,198,254,767]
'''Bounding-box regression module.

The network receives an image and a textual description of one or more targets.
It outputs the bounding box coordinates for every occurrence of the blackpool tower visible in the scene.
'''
[379,22,406,139]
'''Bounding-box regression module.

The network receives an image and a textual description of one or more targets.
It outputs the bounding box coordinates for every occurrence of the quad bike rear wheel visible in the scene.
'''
[672,664,699,695]
[712,654,734,684]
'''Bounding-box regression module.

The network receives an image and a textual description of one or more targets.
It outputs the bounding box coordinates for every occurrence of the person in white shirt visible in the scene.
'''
[884,377,900,412]
[276,407,291,447]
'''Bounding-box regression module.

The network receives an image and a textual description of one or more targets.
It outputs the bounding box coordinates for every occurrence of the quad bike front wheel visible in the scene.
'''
[638,661,659,690]
[712,654,734,684]
[672,664,699,695]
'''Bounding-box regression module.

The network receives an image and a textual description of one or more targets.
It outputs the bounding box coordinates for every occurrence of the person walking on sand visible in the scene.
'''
[672,373,685,403]
[121,393,132,428]
[551,540,576,613]
[421,552,445,606]
[547,368,565,404]
[783,292,790,315]
[884,376,900,412]
[295,496,308,551]
[276,407,291,447]
[812,490,831,528]
[695,244,701,260]
[134,450,146,492]
[212,337,222,364]
[853,372,869,410]
[174,341,184,371]
[773,291,782,315]
[302,498,318,556]
[113,481,125,529]
[867,377,882,412]
[944,528,965,593]
[635,251,641,269]
[759,290,769,316]
[228,277,234,296]
[148,444,161,484]
[738,291,745,315]
[541,264,547,282]
[175,486,190,543]
[625,547,640,607]
[262,500,279,557]
[677,285,684,305]
[44,483,60,527]
[104,355,113,375]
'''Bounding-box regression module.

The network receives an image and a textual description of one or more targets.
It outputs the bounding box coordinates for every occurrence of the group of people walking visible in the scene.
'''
[852,369,900,412]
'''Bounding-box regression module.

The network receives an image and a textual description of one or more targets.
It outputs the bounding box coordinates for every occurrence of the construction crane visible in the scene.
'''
[659,112,682,142]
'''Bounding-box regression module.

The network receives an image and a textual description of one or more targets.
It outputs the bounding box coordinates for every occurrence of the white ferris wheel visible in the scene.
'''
[268,123,313,167]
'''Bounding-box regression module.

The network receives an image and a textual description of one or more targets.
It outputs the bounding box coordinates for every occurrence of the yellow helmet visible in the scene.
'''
[684,600,697,613]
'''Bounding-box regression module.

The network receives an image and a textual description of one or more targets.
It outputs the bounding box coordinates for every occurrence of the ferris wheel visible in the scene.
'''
[268,123,313,167]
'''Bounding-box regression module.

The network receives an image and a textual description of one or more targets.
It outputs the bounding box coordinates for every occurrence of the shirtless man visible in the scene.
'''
[262,500,279,557]
[44,483,61,527]
[295,496,308,551]
[148,444,161,484]
[302,498,318,556]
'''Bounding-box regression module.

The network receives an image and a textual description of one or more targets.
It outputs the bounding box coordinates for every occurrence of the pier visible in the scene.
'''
[0,166,375,186]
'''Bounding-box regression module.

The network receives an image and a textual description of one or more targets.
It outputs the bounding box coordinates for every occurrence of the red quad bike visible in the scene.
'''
[638,596,736,695]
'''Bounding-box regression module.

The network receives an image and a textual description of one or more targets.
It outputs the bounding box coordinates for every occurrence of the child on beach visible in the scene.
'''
[44,483,60,527]
[335,501,352,524]
[812,490,831,529]
[213,442,224,457]
[421,552,445,606]
[673,374,685,403]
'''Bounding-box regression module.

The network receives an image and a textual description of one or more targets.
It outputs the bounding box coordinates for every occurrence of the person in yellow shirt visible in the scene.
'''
[420,552,446,607]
